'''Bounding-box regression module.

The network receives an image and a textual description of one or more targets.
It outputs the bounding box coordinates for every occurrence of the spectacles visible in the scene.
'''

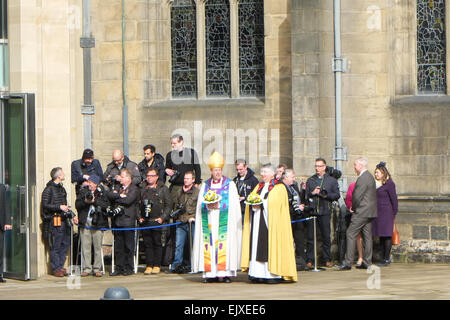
[146,174,157,177]
[315,165,325,167]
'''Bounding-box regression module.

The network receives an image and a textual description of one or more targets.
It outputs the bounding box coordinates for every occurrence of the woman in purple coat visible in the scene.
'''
[372,162,398,266]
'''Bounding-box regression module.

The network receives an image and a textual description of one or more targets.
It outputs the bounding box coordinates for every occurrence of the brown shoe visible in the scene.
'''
[81,272,90,277]
[53,270,65,277]
[144,267,153,275]
[95,271,103,277]
[151,266,160,274]
[325,261,333,268]
[306,262,313,269]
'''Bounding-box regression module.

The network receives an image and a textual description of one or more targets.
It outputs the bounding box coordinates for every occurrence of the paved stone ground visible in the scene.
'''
[0,263,448,300]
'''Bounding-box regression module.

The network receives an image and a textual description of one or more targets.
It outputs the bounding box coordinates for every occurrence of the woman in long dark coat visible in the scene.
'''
[372,162,398,266]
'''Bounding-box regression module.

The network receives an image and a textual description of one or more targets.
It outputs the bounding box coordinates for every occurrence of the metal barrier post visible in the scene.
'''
[311,216,324,272]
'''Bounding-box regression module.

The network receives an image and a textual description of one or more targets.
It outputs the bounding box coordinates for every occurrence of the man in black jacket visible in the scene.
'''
[104,149,141,187]
[165,134,202,204]
[107,168,139,276]
[71,148,104,194]
[139,168,172,275]
[75,175,110,277]
[233,159,259,221]
[41,167,78,277]
[0,183,12,283]
[137,144,166,183]
[305,158,340,268]
[282,169,307,271]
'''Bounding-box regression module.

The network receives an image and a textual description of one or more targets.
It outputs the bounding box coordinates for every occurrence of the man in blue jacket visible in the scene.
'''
[71,148,104,194]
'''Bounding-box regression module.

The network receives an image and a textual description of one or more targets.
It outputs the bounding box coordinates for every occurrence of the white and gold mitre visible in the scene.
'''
[207,151,225,169]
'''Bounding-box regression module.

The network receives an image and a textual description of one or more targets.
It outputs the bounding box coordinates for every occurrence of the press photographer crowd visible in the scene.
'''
[24,133,398,285]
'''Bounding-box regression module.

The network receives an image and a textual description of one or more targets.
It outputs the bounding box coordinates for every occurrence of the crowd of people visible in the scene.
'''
[32,134,399,285]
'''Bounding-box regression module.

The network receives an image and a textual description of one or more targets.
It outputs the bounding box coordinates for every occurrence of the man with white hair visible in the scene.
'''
[241,164,297,284]
[338,157,377,270]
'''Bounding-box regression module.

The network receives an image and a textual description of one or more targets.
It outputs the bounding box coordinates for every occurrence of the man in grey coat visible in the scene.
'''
[338,157,377,270]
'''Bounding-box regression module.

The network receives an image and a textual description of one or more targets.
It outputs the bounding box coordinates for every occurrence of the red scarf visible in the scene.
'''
[256,179,279,194]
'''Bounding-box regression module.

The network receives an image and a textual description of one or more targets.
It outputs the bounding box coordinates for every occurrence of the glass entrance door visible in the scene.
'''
[1,93,36,280]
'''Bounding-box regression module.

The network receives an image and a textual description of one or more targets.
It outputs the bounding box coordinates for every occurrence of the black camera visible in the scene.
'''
[62,210,76,227]
[326,166,342,180]
[106,205,124,217]
[169,203,185,220]
[105,175,121,191]
[168,170,181,184]
[62,210,76,219]
[319,188,328,198]
[142,199,154,219]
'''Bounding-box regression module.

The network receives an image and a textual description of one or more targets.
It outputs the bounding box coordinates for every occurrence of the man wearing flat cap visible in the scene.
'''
[71,148,104,195]
[192,152,242,283]
[75,175,110,277]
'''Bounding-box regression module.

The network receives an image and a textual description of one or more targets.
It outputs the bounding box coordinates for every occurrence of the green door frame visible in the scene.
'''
[0,93,37,280]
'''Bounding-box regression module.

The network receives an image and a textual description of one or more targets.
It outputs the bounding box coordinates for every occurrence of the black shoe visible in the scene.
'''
[219,277,231,283]
[337,265,351,271]
[109,270,123,276]
[356,262,369,269]
[0,277,6,283]
[296,265,308,271]
[202,277,219,283]
[123,269,134,276]
[264,278,281,284]
[165,269,178,274]
[376,260,390,267]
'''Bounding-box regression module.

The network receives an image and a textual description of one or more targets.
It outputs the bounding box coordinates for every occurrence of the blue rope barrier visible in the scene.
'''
[84,221,182,232]
[291,217,314,224]
[84,216,311,232]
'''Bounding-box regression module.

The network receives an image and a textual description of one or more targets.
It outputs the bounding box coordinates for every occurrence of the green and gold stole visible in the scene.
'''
[201,177,230,272]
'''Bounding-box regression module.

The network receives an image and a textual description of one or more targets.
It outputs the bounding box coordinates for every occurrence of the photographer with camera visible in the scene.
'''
[305,158,340,269]
[107,168,140,276]
[165,134,202,204]
[139,168,172,275]
[104,149,141,188]
[75,175,110,277]
[41,167,78,277]
[281,169,308,271]
[165,171,199,274]
[71,148,104,195]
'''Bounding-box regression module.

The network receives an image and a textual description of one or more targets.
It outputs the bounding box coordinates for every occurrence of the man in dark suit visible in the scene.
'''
[0,184,12,282]
[339,157,377,270]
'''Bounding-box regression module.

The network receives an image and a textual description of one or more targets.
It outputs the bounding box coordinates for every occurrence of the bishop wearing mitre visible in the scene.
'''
[192,152,242,283]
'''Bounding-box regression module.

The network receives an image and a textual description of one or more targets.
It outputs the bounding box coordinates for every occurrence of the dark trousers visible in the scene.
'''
[291,219,306,266]
[379,236,392,261]
[142,228,162,267]
[0,230,4,276]
[113,228,135,272]
[306,215,331,263]
[49,223,71,273]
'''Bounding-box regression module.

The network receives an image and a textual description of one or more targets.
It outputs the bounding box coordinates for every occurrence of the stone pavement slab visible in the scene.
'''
[0,263,448,300]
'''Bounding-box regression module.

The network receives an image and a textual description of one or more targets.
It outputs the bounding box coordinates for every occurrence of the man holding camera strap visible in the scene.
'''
[75,175,110,277]
[305,158,340,269]
[41,167,78,277]
[166,171,199,274]
[139,168,172,275]
[107,168,140,276]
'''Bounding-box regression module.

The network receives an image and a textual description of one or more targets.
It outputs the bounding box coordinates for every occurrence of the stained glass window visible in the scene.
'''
[171,0,197,98]
[205,0,231,97]
[417,0,446,94]
[239,0,265,97]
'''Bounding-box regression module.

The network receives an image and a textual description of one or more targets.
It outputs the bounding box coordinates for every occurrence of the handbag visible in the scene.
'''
[392,220,400,245]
